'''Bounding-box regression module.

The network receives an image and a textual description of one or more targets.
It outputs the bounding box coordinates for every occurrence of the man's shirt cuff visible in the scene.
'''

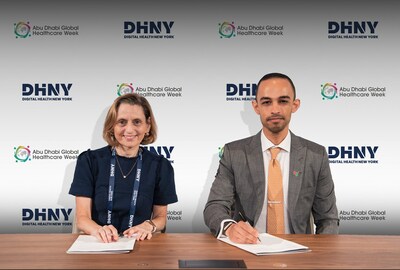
[217,219,236,238]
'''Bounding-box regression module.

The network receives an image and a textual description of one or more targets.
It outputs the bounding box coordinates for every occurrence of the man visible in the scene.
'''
[204,72,339,244]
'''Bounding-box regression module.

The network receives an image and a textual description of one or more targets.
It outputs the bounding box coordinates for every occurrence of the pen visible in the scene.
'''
[238,212,261,243]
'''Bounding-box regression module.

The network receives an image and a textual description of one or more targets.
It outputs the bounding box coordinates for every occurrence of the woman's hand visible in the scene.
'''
[91,224,119,243]
[123,221,153,241]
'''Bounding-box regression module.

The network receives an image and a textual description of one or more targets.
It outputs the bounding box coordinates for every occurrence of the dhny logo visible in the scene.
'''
[219,22,236,38]
[14,21,31,38]
[227,83,257,97]
[142,146,174,162]
[117,83,134,96]
[328,21,378,35]
[14,146,31,162]
[22,83,72,97]
[328,146,378,159]
[321,83,338,100]
[22,208,73,221]
[124,21,174,34]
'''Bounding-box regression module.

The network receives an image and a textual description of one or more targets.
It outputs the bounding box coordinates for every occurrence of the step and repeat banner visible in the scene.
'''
[1,0,399,235]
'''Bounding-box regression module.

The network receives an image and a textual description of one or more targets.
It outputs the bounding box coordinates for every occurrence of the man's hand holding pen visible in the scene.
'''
[225,221,260,244]
[225,212,261,244]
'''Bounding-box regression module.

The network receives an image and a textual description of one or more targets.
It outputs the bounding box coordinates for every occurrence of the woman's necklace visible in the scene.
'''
[115,155,138,179]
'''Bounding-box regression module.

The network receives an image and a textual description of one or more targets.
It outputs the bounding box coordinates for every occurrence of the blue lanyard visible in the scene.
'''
[107,147,143,228]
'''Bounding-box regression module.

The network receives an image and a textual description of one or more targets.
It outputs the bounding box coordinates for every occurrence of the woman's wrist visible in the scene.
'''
[145,220,157,233]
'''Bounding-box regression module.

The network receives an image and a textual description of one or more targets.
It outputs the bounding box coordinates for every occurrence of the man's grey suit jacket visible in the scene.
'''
[204,131,339,236]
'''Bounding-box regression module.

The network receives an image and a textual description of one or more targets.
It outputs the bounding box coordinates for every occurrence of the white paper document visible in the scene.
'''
[67,235,136,254]
[218,233,309,255]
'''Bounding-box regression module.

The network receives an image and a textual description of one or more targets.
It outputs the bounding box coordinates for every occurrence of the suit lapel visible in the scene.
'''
[246,131,265,225]
[288,132,306,219]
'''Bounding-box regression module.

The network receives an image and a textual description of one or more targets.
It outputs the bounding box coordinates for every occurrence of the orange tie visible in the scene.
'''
[267,147,285,234]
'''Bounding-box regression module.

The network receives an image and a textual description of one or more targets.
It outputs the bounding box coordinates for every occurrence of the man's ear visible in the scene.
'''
[252,100,260,115]
[292,99,300,113]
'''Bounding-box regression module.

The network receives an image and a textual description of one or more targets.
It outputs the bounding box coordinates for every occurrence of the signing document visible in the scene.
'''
[218,233,309,256]
[67,235,136,254]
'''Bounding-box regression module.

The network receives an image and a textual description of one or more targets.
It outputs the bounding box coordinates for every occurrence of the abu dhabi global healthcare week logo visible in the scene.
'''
[218,20,284,39]
[14,146,31,162]
[219,21,236,38]
[116,82,183,98]
[218,146,224,159]
[117,83,134,96]
[321,83,338,100]
[14,21,31,38]
[14,20,79,39]
[13,145,80,162]
[320,81,387,101]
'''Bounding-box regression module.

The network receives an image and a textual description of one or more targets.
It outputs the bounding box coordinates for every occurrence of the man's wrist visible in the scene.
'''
[217,219,237,238]
[223,222,234,236]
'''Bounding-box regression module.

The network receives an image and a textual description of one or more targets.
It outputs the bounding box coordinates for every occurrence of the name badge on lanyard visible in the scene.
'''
[107,147,143,228]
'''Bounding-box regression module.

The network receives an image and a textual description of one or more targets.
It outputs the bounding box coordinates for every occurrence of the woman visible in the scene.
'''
[69,93,178,243]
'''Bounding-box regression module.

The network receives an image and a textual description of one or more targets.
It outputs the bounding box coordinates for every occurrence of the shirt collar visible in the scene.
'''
[261,130,291,153]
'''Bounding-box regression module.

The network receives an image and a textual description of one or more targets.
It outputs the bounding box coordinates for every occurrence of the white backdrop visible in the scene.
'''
[1,0,399,235]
